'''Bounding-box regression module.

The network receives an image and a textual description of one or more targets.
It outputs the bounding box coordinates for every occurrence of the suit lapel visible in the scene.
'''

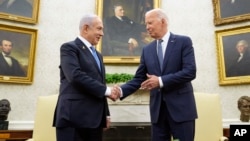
[162,33,176,72]
[74,38,103,74]
[150,40,162,72]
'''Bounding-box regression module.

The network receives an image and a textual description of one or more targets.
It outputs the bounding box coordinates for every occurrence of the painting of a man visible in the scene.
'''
[0,39,26,77]
[105,4,147,56]
[101,0,153,56]
[226,39,250,77]
[0,24,37,83]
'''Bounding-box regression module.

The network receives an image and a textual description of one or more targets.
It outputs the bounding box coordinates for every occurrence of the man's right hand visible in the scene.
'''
[108,85,121,101]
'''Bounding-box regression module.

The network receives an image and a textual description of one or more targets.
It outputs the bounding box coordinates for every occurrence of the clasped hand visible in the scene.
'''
[140,74,160,90]
[108,85,121,101]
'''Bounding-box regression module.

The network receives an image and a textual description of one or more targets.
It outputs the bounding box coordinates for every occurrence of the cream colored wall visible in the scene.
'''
[0,0,249,125]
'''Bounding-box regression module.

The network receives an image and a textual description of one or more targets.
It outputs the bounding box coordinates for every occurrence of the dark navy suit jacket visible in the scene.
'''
[53,38,109,128]
[121,33,197,123]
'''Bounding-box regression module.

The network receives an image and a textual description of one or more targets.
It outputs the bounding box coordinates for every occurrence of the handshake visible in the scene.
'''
[108,85,121,102]
[106,74,160,102]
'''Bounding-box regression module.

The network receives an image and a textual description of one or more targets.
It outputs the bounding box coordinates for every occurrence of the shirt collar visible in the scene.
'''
[161,31,170,43]
[2,52,10,57]
[115,16,123,21]
[78,35,92,48]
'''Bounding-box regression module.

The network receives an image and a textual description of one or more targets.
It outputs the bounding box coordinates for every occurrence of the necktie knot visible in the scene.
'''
[90,46,95,52]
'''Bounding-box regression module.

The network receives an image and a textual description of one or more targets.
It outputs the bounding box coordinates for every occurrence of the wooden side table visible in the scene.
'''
[223,128,230,141]
[0,130,32,141]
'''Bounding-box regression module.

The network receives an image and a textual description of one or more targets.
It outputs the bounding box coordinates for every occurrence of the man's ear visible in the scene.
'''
[82,25,89,33]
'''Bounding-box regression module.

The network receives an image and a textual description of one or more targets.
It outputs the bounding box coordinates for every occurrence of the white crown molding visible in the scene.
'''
[223,119,250,128]
[8,120,34,130]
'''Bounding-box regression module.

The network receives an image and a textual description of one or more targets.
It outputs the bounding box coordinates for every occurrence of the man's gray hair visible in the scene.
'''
[79,14,99,30]
[146,8,169,23]
[113,4,122,12]
[237,40,249,48]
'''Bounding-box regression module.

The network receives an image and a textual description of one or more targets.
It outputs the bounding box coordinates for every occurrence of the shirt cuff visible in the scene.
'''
[128,38,132,43]
[105,86,123,97]
[105,87,111,96]
[118,87,123,97]
[158,77,163,88]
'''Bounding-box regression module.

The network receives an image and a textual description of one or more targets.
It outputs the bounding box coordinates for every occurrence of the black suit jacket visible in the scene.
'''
[53,38,110,128]
[106,16,145,43]
[0,53,25,77]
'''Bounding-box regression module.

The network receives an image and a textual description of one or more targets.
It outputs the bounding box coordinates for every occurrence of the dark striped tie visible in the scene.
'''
[157,39,163,70]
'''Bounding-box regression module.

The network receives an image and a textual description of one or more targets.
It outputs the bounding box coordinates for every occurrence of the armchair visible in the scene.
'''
[26,93,228,141]
[26,95,58,141]
[194,92,228,141]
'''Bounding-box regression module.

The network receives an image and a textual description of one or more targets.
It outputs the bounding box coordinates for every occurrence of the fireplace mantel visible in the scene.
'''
[108,89,149,105]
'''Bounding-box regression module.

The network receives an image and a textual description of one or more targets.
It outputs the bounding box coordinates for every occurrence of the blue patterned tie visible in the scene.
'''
[157,39,163,70]
[90,47,101,70]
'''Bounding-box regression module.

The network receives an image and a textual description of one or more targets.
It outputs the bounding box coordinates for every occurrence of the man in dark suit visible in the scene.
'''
[53,14,120,141]
[118,9,197,141]
[226,40,250,77]
[0,39,26,77]
[105,4,146,55]
[0,0,33,17]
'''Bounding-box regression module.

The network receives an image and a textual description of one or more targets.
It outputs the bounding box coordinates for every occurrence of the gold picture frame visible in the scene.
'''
[0,24,37,84]
[213,0,250,26]
[215,25,250,85]
[0,0,40,24]
[96,0,160,64]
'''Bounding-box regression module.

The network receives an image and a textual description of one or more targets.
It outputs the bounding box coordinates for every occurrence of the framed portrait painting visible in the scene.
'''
[96,0,160,63]
[215,25,250,85]
[0,24,37,84]
[213,0,250,26]
[0,0,40,24]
